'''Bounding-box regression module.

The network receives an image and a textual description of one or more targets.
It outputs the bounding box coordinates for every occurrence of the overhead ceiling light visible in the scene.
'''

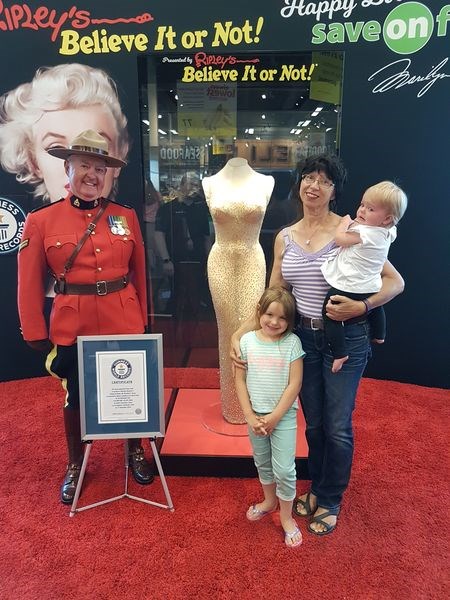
[248,128,254,134]
[158,114,162,119]
[261,94,266,99]
[170,129,178,134]
[303,120,311,126]
[261,114,266,119]
[326,127,333,132]
[158,129,167,135]
[142,119,149,125]
[297,121,304,126]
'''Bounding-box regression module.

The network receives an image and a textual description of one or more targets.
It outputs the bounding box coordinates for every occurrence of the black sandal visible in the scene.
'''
[293,492,316,517]
[307,507,340,536]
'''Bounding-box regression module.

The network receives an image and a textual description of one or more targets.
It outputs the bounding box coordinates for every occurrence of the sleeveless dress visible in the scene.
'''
[205,182,269,423]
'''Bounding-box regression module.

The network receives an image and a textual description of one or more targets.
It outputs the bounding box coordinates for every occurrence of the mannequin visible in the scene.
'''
[202,158,274,423]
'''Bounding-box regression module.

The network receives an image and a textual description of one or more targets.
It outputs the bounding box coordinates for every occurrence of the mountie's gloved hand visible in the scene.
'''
[27,339,53,353]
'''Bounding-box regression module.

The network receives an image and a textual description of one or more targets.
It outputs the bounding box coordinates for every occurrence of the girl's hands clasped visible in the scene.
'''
[258,412,280,436]
[247,413,267,436]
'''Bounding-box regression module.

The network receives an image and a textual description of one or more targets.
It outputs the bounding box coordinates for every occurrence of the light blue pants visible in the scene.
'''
[248,407,297,501]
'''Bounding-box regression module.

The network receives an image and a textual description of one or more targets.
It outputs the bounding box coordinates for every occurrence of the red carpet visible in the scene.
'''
[0,374,448,599]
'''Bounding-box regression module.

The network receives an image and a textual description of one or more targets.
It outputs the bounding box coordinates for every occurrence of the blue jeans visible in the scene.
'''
[248,407,297,501]
[296,322,371,510]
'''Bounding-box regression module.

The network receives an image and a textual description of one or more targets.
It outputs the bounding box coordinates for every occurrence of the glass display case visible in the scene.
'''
[138,51,344,367]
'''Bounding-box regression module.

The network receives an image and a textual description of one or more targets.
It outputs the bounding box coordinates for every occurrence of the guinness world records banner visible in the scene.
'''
[0,0,448,387]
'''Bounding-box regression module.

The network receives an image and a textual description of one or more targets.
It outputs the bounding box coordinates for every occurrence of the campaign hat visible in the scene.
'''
[47,129,126,168]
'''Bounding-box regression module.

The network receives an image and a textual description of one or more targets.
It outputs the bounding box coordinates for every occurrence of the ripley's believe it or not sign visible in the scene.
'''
[0,1,446,92]
[0,1,446,100]
[0,2,447,58]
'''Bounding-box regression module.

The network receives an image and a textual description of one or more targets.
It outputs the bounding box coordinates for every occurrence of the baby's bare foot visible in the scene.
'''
[332,356,348,373]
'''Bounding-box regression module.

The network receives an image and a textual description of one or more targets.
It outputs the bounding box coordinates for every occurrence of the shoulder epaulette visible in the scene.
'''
[108,199,133,210]
[30,198,65,213]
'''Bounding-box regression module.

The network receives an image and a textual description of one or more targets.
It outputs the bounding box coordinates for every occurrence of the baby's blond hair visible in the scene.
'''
[366,181,408,225]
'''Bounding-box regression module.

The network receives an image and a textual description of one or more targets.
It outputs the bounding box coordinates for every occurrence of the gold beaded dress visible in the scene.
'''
[202,159,274,423]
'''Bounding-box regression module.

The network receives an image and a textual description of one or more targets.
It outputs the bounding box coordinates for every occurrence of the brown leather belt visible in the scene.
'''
[298,315,367,330]
[54,275,128,296]
[298,316,324,330]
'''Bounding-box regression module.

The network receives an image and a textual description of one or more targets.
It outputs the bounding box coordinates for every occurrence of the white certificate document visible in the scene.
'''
[96,351,147,423]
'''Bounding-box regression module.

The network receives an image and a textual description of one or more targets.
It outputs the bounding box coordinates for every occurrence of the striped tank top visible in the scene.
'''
[280,227,338,318]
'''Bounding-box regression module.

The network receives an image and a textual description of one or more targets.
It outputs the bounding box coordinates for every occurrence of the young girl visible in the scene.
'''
[321,180,408,373]
[234,286,305,548]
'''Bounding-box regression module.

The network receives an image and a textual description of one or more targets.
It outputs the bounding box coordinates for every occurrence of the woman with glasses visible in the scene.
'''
[231,154,404,535]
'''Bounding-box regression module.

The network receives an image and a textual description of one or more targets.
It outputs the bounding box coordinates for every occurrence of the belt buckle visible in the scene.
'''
[96,280,107,296]
[311,318,322,331]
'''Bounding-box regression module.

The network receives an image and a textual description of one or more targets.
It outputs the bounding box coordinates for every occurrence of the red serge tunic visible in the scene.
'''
[17,195,148,345]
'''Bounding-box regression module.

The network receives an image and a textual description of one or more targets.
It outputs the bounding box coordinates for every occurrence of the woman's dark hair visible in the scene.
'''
[294,154,347,211]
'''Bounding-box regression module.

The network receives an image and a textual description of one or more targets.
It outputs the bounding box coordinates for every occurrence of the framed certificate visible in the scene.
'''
[77,334,164,440]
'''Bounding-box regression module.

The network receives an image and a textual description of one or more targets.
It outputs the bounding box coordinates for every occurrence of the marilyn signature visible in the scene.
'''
[368,58,450,98]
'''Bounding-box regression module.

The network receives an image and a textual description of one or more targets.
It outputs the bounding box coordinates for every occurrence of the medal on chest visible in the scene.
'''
[108,215,130,235]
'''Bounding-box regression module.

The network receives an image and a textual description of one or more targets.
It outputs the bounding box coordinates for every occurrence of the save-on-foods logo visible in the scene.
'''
[383,2,439,54]
[306,2,449,55]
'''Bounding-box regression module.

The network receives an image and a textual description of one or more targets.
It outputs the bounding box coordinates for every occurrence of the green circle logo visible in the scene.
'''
[383,2,434,54]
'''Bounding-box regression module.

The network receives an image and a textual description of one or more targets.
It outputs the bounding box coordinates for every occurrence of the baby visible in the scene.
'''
[321,181,408,373]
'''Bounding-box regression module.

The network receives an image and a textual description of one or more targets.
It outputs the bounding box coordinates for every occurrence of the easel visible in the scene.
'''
[69,438,174,517]
[74,334,171,517]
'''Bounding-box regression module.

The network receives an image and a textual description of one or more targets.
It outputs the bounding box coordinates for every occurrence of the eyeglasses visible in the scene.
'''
[302,174,335,189]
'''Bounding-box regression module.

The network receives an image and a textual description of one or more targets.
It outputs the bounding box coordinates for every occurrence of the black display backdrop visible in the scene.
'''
[0,1,447,387]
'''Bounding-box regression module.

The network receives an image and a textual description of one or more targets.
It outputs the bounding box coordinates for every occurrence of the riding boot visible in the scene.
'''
[128,438,154,485]
[61,407,84,504]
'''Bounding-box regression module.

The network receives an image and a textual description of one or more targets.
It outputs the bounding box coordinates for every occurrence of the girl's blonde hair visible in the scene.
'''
[367,181,408,225]
[0,63,129,201]
[256,286,297,333]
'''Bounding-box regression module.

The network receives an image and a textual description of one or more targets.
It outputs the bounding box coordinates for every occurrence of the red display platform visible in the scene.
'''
[160,389,309,477]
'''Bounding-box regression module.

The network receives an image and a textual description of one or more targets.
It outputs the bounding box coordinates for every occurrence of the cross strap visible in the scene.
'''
[63,199,110,275]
